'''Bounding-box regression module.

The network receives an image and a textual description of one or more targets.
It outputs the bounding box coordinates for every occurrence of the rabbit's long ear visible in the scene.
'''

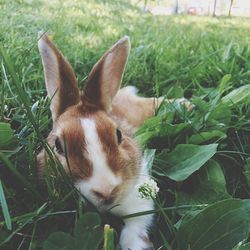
[84,36,130,112]
[38,33,80,121]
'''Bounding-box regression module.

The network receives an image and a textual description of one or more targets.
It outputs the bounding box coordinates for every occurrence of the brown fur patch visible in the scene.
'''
[57,55,80,116]
[59,117,93,180]
[84,60,104,110]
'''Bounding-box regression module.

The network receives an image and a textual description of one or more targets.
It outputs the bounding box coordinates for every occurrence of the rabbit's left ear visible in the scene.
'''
[84,36,130,112]
[38,33,80,122]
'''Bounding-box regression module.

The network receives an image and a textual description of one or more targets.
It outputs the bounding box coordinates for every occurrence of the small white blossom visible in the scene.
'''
[137,178,159,200]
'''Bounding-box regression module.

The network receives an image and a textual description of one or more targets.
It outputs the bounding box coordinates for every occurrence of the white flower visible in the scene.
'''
[137,178,159,200]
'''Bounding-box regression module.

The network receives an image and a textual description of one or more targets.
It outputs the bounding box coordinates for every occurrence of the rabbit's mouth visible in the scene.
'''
[102,203,127,215]
[96,200,116,212]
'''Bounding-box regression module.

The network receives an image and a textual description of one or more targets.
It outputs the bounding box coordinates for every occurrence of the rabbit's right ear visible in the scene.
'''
[84,36,130,112]
[38,33,80,122]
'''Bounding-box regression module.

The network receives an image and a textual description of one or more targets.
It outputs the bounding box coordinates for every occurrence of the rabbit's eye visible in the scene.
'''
[55,137,64,154]
[116,129,122,144]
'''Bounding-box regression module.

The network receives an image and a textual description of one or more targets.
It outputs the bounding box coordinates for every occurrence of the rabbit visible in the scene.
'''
[37,33,192,250]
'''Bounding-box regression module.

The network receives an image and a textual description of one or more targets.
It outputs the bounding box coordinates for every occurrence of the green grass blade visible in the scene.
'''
[0,152,42,199]
[122,204,208,219]
[0,46,41,138]
[28,221,37,250]
[0,203,47,247]
[0,180,12,230]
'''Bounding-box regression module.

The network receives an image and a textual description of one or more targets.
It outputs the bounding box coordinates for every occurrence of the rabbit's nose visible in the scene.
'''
[92,188,114,202]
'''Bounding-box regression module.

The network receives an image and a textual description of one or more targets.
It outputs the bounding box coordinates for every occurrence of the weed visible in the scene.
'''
[1,0,250,249]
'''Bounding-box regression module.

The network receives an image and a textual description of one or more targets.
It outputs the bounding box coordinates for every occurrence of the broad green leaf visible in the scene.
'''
[0,180,11,230]
[135,131,156,148]
[136,116,170,135]
[0,122,15,148]
[176,160,230,215]
[177,199,250,250]
[44,212,103,250]
[207,103,231,127]
[136,121,188,147]
[189,130,226,144]
[74,212,103,250]
[143,149,156,174]
[136,96,193,147]
[221,85,250,107]
[191,98,210,115]
[175,210,202,230]
[155,144,218,181]
[74,212,101,231]
[43,232,76,250]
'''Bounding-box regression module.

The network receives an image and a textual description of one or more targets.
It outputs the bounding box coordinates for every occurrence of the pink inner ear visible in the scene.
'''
[56,54,80,114]
[38,34,80,121]
[83,36,130,112]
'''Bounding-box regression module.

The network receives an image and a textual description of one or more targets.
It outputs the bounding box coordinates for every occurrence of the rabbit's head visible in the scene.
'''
[37,34,142,210]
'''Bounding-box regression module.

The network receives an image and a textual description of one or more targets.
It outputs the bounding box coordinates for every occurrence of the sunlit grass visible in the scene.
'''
[1,0,250,249]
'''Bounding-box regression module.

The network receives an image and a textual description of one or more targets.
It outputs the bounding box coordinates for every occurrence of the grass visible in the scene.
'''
[1,0,250,249]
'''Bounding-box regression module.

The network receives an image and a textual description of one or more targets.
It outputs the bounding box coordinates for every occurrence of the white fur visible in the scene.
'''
[75,118,122,207]
[123,85,139,95]
[110,158,154,250]
[120,217,153,250]
[110,157,153,216]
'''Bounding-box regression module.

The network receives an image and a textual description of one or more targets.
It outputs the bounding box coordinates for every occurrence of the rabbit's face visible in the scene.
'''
[52,109,141,210]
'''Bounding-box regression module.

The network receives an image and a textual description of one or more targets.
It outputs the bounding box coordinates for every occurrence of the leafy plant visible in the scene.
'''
[0,122,16,150]
[177,199,250,250]
[155,144,218,181]
[43,212,104,250]
[1,1,250,249]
